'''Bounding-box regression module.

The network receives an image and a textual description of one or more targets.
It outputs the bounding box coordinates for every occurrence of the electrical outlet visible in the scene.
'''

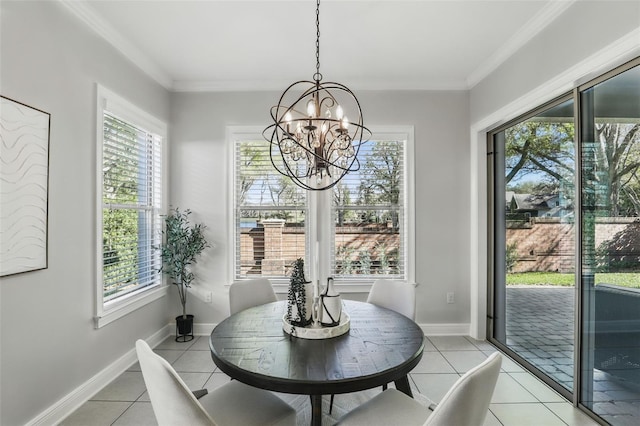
[205,291,212,303]
[446,292,455,304]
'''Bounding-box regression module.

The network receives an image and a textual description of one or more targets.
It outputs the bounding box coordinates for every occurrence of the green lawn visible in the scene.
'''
[506,272,640,289]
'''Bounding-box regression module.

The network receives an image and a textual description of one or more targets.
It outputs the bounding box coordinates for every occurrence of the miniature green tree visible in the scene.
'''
[159,208,210,318]
[287,258,311,326]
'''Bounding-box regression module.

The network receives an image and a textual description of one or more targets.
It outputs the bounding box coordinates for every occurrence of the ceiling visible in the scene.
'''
[59,0,577,92]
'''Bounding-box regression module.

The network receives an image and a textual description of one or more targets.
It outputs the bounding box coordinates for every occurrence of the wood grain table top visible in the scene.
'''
[209,300,425,396]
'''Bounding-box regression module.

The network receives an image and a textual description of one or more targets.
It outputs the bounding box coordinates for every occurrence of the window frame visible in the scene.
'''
[328,126,416,291]
[228,126,415,293]
[227,126,308,292]
[95,84,168,328]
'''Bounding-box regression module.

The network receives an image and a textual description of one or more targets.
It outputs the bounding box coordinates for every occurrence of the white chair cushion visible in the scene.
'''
[229,278,277,315]
[425,352,501,426]
[366,279,416,320]
[136,340,295,426]
[336,389,431,426]
[201,380,296,426]
[336,353,502,426]
[137,340,215,426]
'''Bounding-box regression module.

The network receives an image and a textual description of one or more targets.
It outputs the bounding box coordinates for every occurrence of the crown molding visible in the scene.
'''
[172,78,469,93]
[57,0,582,93]
[471,26,640,134]
[57,0,173,90]
[466,0,577,89]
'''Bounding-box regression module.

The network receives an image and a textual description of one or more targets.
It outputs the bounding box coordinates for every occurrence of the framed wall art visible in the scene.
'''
[0,96,50,277]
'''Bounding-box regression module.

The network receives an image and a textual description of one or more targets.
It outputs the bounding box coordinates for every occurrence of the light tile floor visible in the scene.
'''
[61,335,600,426]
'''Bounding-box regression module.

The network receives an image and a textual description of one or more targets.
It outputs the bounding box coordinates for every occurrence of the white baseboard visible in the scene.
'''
[420,323,471,336]
[167,319,217,337]
[191,322,217,336]
[26,325,171,426]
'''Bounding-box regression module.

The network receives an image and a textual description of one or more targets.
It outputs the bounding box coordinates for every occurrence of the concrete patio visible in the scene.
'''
[506,286,640,425]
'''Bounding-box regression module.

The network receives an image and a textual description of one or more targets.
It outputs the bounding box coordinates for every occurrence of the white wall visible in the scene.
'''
[470,0,640,125]
[468,0,640,338]
[0,2,171,425]
[169,90,471,327]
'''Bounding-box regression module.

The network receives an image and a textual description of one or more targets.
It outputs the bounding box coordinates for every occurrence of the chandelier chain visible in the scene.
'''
[315,0,321,81]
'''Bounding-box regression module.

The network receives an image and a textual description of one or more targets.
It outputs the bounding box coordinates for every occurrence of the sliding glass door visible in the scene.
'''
[490,97,576,394]
[489,58,640,424]
[580,63,640,424]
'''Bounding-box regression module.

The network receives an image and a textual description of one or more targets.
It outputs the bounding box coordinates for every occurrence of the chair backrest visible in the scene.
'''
[425,352,502,426]
[366,279,416,320]
[135,340,215,426]
[229,278,277,315]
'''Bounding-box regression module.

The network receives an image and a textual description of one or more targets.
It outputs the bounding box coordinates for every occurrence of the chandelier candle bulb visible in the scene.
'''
[284,112,292,133]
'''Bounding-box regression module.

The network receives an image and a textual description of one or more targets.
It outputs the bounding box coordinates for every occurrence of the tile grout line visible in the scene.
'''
[428,336,463,375]
[109,401,136,426]
[447,337,568,425]
[434,337,509,426]
[542,402,574,426]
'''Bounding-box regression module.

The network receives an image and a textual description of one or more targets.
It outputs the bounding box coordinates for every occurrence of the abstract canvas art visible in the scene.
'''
[0,96,50,276]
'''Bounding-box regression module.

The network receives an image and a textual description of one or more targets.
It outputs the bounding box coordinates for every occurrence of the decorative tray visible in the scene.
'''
[282,312,350,339]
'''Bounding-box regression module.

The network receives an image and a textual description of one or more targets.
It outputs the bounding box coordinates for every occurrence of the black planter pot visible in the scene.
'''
[175,314,194,342]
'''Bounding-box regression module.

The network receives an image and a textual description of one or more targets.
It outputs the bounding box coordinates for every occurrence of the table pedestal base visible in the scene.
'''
[394,376,413,397]
[311,394,322,426]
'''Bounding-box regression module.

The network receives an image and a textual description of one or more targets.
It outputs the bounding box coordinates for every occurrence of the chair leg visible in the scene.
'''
[192,389,208,399]
[329,394,335,414]
[382,383,388,391]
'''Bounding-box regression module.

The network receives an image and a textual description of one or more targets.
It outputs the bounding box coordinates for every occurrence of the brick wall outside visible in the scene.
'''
[239,222,398,276]
[239,217,639,276]
[507,217,640,273]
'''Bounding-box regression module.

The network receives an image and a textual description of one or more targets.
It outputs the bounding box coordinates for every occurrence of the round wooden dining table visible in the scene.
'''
[209,299,425,426]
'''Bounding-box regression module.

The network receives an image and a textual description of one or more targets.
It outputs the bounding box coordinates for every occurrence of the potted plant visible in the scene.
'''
[159,207,209,342]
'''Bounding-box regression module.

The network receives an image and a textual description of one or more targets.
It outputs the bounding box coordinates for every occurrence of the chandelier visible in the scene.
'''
[263,0,371,191]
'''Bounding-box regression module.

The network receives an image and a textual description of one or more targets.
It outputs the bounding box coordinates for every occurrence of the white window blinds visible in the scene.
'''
[101,111,163,302]
[234,139,307,279]
[331,139,406,278]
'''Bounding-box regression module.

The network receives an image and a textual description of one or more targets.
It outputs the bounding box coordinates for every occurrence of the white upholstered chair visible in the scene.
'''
[330,279,417,413]
[336,352,502,426]
[135,339,296,426]
[229,278,277,315]
[366,279,416,320]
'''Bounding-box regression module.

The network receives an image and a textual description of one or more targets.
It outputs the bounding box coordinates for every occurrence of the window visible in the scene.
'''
[230,126,414,288]
[232,129,307,279]
[331,137,411,280]
[96,85,167,327]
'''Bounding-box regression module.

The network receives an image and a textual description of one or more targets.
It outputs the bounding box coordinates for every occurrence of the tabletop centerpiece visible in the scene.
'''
[283,258,349,339]
[286,258,313,327]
